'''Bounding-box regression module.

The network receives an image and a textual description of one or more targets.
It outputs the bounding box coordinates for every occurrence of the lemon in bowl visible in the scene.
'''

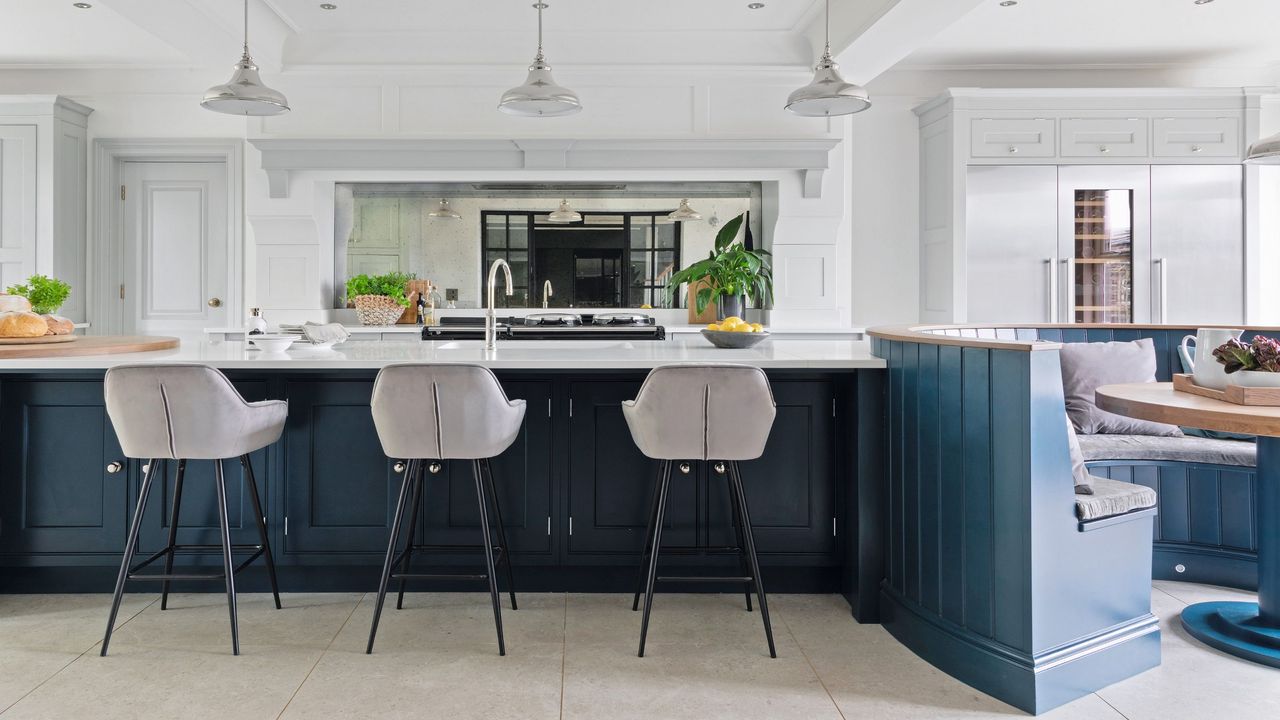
[700,319,769,348]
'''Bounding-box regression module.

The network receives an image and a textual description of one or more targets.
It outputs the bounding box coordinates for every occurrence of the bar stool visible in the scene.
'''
[623,363,778,658]
[100,364,286,656]
[366,363,525,656]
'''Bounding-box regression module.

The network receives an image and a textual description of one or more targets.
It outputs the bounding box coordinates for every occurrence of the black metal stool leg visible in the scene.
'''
[728,461,776,658]
[101,458,158,657]
[481,459,518,611]
[396,461,426,610]
[161,459,186,611]
[473,460,506,656]
[638,460,672,658]
[368,459,417,654]
[241,455,281,610]
[213,459,240,656]
[725,465,753,612]
[632,460,668,611]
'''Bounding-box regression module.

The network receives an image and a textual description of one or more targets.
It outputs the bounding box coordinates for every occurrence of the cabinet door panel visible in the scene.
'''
[567,381,696,555]
[0,381,127,555]
[419,381,553,555]
[1060,118,1149,158]
[1150,165,1243,324]
[284,380,399,554]
[970,118,1055,158]
[964,166,1058,323]
[1153,117,1240,158]
[706,381,835,556]
[0,125,37,288]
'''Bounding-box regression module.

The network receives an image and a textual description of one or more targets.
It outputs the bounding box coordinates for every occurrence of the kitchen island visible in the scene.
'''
[0,337,886,622]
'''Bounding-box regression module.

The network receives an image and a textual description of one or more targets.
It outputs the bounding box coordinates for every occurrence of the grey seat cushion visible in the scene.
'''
[1076,477,1157,522]
[1077,434,1256,468]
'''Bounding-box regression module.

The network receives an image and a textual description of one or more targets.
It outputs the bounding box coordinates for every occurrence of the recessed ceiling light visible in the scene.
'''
[747,2,765,9]
[1194,0,1215,4]
[72,2,92,8]
[320,3,337,8]
[999,1,1017,6]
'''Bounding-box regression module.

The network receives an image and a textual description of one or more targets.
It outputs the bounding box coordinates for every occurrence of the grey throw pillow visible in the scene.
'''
[1059,338,1183,437]
[1065,413,1093,495]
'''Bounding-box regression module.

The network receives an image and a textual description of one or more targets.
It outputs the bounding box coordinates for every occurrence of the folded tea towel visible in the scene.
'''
[301,322,351,345]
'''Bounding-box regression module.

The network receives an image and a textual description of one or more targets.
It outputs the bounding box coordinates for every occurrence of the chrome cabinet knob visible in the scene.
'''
[393,461,406,473]
[1099,145,1111,153]
[207,298,222,308]
[678,462,692,474]
[1008,146,1019,154]
[1191,145,1203,153]
[106,461,123,474]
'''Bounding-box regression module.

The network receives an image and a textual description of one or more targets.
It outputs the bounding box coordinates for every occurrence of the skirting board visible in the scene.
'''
[879,588,1161,715]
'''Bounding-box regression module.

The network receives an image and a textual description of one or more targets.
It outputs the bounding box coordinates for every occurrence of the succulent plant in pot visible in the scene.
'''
[1213,336,1280,387]
[664,213,772,320]
[345,272,415,326]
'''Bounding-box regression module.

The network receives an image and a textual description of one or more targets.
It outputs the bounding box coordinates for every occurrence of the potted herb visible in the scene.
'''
[6,274,71,315]
[665,214,773,321]
[1213,336,1280,387]
[345,272,415,326]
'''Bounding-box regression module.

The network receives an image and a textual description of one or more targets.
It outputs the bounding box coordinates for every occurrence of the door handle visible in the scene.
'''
[1045,258,1059,322]
[207,298,222,308]
[1061,258,1076,323]
[1155,258,1168,325]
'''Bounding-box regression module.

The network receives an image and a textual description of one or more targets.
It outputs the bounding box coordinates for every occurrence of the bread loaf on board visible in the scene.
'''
[0,295,32,314]
[0,311,50,338]
[42,315,74,336]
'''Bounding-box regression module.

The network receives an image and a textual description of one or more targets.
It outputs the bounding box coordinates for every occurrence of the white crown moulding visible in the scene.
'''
[247,138,841,200]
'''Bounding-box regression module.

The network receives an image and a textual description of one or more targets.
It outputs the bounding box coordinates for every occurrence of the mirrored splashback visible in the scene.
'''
[334,182,762,310]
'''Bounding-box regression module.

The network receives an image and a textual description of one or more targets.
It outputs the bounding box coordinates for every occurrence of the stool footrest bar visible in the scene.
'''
[391,573,489,580]
[657,575,753,583]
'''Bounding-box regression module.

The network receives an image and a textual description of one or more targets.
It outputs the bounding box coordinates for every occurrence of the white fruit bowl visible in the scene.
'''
[249,334,296,353]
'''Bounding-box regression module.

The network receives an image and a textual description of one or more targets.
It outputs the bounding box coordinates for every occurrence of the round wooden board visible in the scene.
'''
[0,335,180,359]
[0,334,77,345]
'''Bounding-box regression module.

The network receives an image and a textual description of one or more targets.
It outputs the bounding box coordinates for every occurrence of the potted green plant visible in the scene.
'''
[6,274,71,315]
[345,272,415,326]
[664,213,772,320]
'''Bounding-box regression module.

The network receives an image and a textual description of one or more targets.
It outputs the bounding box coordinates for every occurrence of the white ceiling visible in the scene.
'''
[902,0,1280,70]
[0,0,189,66]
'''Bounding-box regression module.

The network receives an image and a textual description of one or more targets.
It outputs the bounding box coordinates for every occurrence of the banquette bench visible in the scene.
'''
[864,324,1270,715]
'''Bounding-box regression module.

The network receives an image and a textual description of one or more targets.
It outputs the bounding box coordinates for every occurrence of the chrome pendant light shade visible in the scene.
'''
[547,199,582,223]
[1247,132,1280,164]
[427,199,461,219]
[667,199,702,222]
[202,0,289,116]
[499,3,581,117]
[786,0,870,117]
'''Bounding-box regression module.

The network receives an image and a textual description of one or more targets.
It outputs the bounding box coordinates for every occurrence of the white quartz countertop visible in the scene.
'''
[0,337,885,371]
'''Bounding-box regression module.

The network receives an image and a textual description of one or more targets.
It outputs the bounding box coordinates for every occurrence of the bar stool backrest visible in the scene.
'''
[104,364,277,460]
[371,363,527,460]
[622,364,776,461]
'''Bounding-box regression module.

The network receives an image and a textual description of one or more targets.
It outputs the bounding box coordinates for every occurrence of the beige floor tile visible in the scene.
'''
[279,593,564,720]
[774,594,1123,720]
[560,593,840,720]
[1,593,361,720]
[0,594,153,711]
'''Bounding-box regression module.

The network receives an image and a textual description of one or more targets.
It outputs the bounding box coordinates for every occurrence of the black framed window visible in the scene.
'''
[481,212,532,308]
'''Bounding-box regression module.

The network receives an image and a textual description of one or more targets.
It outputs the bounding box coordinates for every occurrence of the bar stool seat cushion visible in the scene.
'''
[622,363,776,461]
[104,364,287,460]
[371,363,526,460]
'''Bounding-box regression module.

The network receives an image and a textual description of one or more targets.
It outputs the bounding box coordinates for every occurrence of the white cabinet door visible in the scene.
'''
[0,125,36,290]
[1153,118,1240,159]
[1056,166,1152,323]
[1150,166,1243,324]
[964,166,1059,322]
[1060,118,1150,158]
[122,161,229,335]
[970,118,1056,158]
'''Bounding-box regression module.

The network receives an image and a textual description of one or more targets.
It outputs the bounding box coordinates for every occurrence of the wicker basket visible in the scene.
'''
[351,295,405,326]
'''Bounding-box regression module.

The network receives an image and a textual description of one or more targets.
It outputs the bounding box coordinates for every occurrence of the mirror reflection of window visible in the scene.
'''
[334,185,760,310]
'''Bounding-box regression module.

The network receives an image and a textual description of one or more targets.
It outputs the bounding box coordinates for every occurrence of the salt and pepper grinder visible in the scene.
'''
[247,307,267,335]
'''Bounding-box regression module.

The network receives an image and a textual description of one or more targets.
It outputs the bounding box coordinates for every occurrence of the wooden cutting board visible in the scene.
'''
[1173,373,1280,406]
[0,335,180,359]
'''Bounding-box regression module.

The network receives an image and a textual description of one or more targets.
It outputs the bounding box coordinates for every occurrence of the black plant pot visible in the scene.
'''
[717,294,747,321]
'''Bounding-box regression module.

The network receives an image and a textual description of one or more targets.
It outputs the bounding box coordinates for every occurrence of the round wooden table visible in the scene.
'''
[1097,382,1280,668]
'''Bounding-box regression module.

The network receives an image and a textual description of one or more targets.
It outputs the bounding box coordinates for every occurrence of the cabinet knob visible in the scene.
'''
[393,461,406,473]
[106,461,123,474]
[1007,146,1019,154]
[207,297,222,308]
[1099,145,1111,153]
[713,462,726,474]
[678,462,692,474]
[1191,145,1203,153]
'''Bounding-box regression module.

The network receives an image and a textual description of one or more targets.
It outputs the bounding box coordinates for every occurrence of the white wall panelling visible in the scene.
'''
[0,124,36,292]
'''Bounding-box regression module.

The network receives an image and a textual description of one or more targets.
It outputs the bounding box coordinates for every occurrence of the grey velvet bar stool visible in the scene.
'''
[100,364,287,656]
[366,363,525,656]
[623,363,778,658]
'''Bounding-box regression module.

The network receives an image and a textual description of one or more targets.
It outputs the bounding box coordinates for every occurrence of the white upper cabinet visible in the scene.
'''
[1060,118,1150,158]
[1152,117,1241,158]
[970,118,1056,158]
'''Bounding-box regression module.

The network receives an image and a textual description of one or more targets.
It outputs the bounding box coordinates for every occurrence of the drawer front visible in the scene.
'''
[1060,118,1149,158]
[1153,117,1240,158]
[970,118,1056,158]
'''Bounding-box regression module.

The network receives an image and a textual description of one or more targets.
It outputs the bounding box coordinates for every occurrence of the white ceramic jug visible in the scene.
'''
[1180,328,1243,390]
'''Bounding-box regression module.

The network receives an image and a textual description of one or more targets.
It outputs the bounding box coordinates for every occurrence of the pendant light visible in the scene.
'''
[498,2,582,117]
[427,198,461,219]
[785,0,870,117]
[1246,132,1280,164]
[667,199,703,222]
[202,0,290,116]
[547,199,582,223]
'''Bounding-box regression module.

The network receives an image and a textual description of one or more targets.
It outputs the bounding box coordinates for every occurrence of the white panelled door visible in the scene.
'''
[0,125,37,291]
[121,162,229,335]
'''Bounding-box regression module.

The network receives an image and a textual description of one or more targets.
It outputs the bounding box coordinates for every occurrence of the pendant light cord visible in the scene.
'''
[824,0,831,54]
[538,3,544,54]
[242,0,250,56]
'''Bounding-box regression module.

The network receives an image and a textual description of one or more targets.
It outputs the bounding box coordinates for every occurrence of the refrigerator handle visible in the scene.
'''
[1061,258,1075,324]
[1045,258,1059,322]
[1155,257,1168,325]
